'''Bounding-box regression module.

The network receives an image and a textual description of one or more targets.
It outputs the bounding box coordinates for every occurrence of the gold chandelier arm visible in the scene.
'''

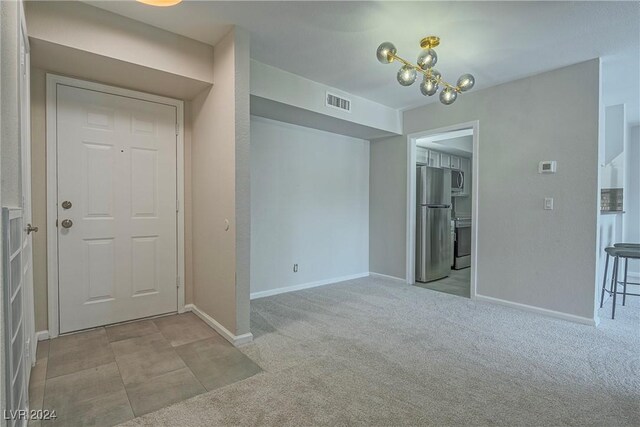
[410,64,462,93]
[421,68,459,91]
[389,52,413,67]
[436,78,460,92]
[391,53,461,92]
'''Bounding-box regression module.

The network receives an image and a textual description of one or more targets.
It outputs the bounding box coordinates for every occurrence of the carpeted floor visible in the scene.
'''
[120,276,640,426]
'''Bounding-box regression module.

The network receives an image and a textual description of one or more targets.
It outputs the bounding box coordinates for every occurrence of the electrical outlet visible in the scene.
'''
[293,264,298,273]
[544,197,554,210]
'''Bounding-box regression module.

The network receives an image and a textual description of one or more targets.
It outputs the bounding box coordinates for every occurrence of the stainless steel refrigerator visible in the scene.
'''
[416,166,452,282]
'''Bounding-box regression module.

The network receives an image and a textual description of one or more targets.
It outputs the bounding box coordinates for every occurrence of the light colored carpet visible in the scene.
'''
[120,276,640,426]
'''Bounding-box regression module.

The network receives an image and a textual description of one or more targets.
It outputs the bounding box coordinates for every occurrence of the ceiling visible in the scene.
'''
[86,1,640,123]
[417,134,473,159]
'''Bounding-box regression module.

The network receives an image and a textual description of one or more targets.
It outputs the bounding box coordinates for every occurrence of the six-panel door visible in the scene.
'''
[57,85,178,333]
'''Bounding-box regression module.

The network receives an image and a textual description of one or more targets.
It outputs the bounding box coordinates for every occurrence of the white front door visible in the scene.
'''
[56,85,178,333]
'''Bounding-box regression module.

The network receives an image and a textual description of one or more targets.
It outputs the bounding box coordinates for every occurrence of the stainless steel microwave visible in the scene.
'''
[451,170,464,193]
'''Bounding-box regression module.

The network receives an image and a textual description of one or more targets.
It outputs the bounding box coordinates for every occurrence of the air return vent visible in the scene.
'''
[326,92,351,113]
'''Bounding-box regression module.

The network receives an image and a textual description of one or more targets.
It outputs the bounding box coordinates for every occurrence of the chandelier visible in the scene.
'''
[376,36,475,105]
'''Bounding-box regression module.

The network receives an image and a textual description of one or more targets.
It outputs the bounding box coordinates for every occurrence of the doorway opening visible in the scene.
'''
[406,121,479,299]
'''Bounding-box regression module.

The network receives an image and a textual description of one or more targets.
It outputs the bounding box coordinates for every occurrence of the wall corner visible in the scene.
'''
[234,26,251,336]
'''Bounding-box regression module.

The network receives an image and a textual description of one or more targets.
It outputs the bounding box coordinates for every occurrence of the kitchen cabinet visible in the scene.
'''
[417,148,466,171]
[440,153,451,169]
[427,150,440,168]
[449,156,461,170]
[416,147,428,164]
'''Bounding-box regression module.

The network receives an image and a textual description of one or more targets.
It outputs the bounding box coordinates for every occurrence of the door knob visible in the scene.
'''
[61,219,73,229]
[61,200,72,209]
[26,224,38,234]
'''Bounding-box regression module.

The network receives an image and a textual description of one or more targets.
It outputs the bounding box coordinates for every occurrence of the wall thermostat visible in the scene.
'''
[538,161,557,174]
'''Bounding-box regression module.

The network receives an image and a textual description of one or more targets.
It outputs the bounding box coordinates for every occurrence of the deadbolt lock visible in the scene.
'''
[62,201,72,209]
[61,219,73,229]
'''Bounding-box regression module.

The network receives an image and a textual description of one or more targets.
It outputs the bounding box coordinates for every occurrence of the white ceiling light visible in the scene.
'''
[136,0,182,7]
[377,36,475,105]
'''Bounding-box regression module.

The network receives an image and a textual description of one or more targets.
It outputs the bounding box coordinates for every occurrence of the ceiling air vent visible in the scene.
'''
[326,92,351,113]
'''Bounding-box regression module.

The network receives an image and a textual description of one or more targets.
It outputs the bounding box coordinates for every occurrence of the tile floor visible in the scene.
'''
[414,267,471,298]
[28,313,262,427]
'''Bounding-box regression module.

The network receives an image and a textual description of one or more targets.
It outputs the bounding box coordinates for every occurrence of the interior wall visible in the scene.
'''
[602,104,626,188]
[625,125,640,276]
[191,27,251,337]
[24,1,214,83]
[250,116,369,297]
[369,135,407,280]
[250,60,401,136]
[0,6,4,422]
[1,0,20,207]
[371,59,601,321]
[233,28,251,334]
[604,105,625,164]
[598,104,626,292]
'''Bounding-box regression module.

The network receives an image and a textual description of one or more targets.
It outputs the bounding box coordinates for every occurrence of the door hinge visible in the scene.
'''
[55,219,58,228]
[176,276,180,288]
[176,199,179,213]
[175,122,179,135]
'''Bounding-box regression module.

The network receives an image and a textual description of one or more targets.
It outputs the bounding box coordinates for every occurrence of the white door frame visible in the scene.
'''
[46,74,185,338]
[406,120,480,299]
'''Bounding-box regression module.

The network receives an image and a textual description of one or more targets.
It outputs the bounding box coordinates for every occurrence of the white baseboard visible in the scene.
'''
[250,272,370,300]
[475,294,598,326]
[184,304,253,347]
[35,330,49,341]
[369,272,407,283]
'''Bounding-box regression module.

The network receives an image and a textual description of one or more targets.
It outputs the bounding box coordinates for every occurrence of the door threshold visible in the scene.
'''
[59,311,179,336]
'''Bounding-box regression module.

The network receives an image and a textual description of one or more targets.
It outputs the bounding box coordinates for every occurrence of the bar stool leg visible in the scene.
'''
[623,258,628,306]
[600,253,610,308]
[611,256,618,319]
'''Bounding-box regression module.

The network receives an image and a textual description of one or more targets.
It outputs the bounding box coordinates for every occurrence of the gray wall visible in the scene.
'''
[250,60,402,136]
[191,27,251,337]
[251,116,370,296]
[0,10,3,423]
[234,28,251,335]
[625,125,640,276]
[604,105,625,164]
[370,59,601,321]
[369,135,407,280]
[1,0,20,207]
[602,105,626,188]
